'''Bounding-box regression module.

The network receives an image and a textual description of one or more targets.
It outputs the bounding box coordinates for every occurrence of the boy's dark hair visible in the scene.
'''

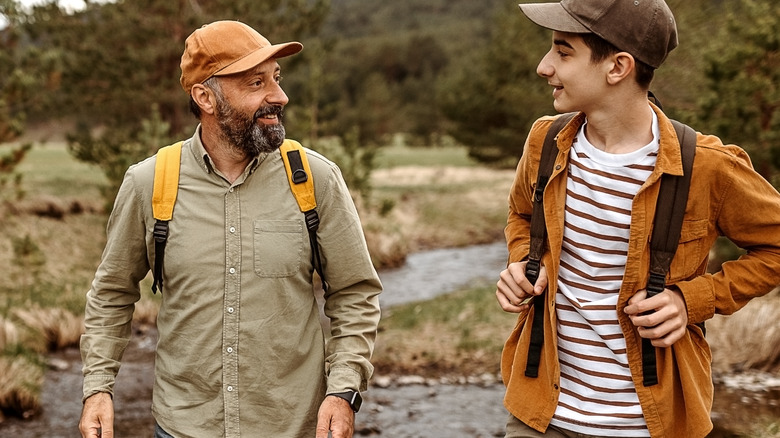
[581,33,655,90]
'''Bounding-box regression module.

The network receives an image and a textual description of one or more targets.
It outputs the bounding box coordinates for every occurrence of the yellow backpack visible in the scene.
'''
[151,139,327,294]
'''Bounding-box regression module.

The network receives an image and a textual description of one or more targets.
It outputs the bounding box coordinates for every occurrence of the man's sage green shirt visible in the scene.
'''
[81,127,382,437]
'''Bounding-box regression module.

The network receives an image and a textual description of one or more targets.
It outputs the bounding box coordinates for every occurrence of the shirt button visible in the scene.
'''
[227,386,234,392]
[229,187,234,193]
[229,226,236,233]
[229,267,236,274]
[227,347,234,353]
[227,307,235,313]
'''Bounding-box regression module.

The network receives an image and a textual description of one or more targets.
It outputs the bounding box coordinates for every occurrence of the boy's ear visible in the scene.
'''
[606,52,636,86]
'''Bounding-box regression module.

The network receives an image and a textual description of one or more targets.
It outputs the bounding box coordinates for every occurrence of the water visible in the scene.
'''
[378,241,508,308]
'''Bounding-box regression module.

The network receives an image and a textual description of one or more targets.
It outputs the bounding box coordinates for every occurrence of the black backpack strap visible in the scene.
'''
[641,120,697,386]
[524,113,576,378]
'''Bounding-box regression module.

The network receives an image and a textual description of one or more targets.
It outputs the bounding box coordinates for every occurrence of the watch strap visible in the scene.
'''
[328,390,362,413]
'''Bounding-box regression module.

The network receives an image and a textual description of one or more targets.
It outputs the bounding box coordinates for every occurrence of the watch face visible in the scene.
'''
[350,391,363,412]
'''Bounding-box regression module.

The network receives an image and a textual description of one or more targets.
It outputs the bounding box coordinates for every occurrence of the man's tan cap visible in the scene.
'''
[518,0,678,69]
[180,20,303,94]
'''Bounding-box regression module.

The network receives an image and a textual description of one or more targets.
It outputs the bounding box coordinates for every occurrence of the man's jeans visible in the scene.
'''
[154,423,175,438]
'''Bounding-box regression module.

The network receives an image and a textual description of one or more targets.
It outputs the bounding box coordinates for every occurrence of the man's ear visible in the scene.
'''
[606,52,636,86]
[191,84,216,115]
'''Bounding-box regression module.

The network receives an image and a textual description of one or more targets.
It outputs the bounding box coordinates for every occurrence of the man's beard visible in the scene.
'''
[215,97,286,157]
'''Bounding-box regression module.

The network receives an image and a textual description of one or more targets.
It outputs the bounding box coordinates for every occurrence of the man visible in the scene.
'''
[495,1,780,437]
[79,21,381,438]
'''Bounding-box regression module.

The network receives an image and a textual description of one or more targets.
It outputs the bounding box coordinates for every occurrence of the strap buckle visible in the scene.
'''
[525,259,541,285]
[304,210,319,232]
[153,220,169,243]
[292,169,308,184]
[533,177,548,202]
[646,272,666,297]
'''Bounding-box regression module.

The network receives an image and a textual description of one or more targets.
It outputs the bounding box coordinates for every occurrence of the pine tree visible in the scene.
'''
[698,0,780,187]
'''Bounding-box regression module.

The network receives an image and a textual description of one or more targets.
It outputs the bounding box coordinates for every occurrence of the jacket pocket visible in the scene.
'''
[253,220,304,277]
[668,218,709,282]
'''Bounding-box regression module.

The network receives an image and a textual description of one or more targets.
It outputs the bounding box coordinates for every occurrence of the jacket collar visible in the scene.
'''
[555,103,684,177]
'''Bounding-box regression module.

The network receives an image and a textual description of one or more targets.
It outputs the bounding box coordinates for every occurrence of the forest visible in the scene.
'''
[1,0,779,204]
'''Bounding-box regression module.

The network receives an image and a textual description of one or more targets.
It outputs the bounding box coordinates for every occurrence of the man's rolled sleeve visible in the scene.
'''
[80,164,152,401]
[316,162,382,393]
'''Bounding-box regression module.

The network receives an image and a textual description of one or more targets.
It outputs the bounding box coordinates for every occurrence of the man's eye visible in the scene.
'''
[275,76,283,84]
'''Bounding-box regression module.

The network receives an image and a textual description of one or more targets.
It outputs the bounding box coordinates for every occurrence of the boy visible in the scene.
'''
[495,1,780,437]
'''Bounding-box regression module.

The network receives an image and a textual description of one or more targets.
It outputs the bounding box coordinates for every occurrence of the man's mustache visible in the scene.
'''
[254,105,284,121]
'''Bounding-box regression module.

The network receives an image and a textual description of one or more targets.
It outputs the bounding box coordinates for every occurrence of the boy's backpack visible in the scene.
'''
[150,139,328,295]
[523,111,696,387]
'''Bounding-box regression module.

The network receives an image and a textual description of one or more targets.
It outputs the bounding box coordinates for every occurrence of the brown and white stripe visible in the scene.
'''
[550,116,659,437]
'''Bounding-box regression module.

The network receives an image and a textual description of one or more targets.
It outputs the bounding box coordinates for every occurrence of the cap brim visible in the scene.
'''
[215,41,303,77]
[518,3,590,33]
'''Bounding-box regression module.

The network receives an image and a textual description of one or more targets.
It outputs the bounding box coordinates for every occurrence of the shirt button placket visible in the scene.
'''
[224,185,241,436]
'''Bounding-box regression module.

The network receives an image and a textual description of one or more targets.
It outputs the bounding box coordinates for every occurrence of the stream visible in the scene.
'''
[0,242,777,437]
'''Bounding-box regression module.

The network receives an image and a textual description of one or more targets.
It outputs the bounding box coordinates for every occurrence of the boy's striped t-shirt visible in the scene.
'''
[550,114,659,437]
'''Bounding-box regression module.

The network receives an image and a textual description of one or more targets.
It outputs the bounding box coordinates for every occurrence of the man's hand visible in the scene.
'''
[496,261,548,313]
[79,392,114,438]
[315,395,355,438]
[624,287,689,347]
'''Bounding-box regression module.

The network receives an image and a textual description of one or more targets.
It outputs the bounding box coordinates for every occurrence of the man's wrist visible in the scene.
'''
[327,390,362,413]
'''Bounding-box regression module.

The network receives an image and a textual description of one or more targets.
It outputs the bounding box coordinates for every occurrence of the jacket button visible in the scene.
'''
[553,384,559,390]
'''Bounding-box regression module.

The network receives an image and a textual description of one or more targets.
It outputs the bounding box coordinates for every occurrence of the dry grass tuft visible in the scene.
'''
[0,356,43,419]
[3,196,103,219]
[14,307,84,352]
[708,289,780,373]
[0,316,21,351]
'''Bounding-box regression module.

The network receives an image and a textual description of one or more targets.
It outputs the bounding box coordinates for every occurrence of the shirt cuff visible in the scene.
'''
[326,364,365,394]
[82,374,116,403]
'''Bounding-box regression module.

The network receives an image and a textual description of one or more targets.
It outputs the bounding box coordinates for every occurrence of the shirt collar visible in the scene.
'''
[189,124,268,176]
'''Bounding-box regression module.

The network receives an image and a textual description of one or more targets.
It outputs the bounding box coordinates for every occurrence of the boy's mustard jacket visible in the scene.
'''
[501,106,780,438]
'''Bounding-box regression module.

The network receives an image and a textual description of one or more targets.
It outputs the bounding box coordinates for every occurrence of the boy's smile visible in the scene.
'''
[536,31,609,114]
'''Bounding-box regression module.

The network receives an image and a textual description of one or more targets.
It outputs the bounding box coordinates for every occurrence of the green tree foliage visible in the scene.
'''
[697,0,780,187]
[0,0,43,203]
[8,0,329,205]
[438,2,553,166]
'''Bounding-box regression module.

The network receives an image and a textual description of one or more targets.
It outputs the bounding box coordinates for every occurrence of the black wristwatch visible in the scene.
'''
[328,390,362,413]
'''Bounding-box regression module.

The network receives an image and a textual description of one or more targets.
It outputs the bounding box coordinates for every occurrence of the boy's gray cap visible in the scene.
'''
[517,0,678,69]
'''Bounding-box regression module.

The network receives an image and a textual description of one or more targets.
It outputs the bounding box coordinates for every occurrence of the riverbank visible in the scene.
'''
[1,321,778,437]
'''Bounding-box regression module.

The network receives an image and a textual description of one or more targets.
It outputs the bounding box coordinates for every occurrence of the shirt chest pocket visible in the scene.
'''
[253,220,304,277]
[668,218,710,282]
